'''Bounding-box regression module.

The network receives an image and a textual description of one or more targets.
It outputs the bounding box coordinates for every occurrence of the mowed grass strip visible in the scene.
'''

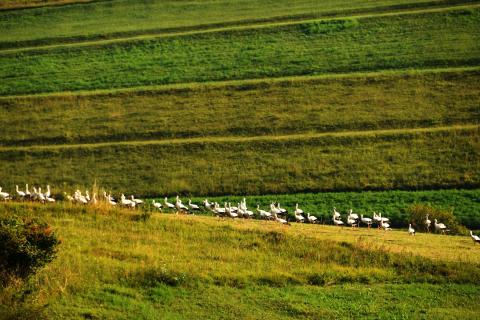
[0,0,94,10]
[1,68,478,146]
[1,203,479,319]
[0,126,477,196]
[0,0,475,46]
[1,8,479,95]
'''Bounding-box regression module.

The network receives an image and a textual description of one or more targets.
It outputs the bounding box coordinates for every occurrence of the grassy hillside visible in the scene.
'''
[0,126,477,196]
[0,68,478,146]
[1,7,480,95]
[1,203,479,319]
[1,0,476,46]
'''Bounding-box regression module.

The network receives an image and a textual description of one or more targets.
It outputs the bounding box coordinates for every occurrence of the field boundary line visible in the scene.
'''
[1,2,479,55]
[1,66,479,100]
[1,125,477,152]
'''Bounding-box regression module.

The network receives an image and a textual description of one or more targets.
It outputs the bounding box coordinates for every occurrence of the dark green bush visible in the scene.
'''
[407,204,467,235]
[0,217,60,286]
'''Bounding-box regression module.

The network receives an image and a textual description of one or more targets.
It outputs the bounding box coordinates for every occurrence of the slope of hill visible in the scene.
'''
[2,7,480,95]
[1,203,479,319]
[0,1,478,199]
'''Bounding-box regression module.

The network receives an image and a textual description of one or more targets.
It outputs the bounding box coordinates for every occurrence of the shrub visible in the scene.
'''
[0,217,60,286]
[407,204,467,235]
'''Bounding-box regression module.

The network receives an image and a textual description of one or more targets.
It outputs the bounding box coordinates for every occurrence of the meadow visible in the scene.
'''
[0,126,477,197]
[1,202,479,319]
[1,0,476,46]
[0,68,478,146]
[1,0,480,318]
[1,7,480,95]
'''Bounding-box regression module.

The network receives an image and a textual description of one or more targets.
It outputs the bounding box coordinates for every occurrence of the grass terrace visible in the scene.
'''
[1,7,480,95]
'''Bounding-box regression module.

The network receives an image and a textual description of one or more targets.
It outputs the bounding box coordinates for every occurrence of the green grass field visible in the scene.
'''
[1,203,479,319]
[1,0,476,46]
[1,6,480,95]
[0,126,477,197]
[1,1,479,317]
[0,68,478,146]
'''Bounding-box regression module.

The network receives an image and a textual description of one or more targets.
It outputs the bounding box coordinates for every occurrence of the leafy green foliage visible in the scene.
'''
[408,204,467,234]
[0,217,60,285]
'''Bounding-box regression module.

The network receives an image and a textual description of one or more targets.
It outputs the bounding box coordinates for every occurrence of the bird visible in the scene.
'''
[37,187,46,203]
[295,211,305,223]
[347,214,357,228]
[307,213,317,224]
[257,205,272,220]
[470,231,480,244]
[164,197,175,210]
[425,214,431,232]
[226,203,238,218]
[85,190,91,202]
[333,207,341,219]
[107,193,116,206]
[16,185,26,199]
[274,213,289,225]
[348,209,359,220]
[295,203,304,215]
[45,185,51,198]
[380,220,391,231]
[276,203,287,215]
[380,220,390,231]
[152,199,162,211]
[408,224,415,236]
[45,194,56,203]
[361,214,373,228]
[434,219,448,234]
[131,195,143,205]
[333,215,344,226]
[203,199,213,212]
[25,184,31,199]
[188,199,200,211]
[120,194,135,208]
[74,190,88,204]
[0,187,10,201]
[175,196,189,213]
[270,203,281,216]
[213,202,226,216]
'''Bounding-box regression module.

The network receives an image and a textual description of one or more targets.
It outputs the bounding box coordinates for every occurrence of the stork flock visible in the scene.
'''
[1,185,479,243]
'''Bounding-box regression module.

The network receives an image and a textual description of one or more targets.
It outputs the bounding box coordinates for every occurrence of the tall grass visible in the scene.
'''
[1,202,479,318]
[1,7,480,95]
[0,126,477,197]
[0,68,478,146]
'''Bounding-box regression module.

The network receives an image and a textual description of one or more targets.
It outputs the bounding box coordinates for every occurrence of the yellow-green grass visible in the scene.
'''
[0,0,95,10]
[0,125,477,196]
[1,202,479,319]
[1,0,476,47]
[1,68,479,146]
[1,7,480,96]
